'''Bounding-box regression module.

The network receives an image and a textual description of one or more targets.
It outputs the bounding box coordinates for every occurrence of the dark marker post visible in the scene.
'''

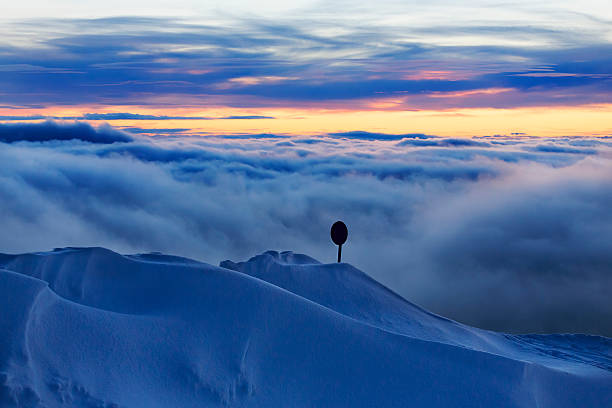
[330,221,348,263]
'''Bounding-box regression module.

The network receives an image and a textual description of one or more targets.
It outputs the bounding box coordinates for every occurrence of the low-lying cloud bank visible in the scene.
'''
[1,121,611,336]
[0,121,133,143]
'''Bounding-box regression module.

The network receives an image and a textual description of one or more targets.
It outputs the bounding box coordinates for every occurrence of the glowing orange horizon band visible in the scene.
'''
[1,104,611,138]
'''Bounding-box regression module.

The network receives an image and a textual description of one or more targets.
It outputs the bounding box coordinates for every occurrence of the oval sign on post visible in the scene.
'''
[331,221,348,262]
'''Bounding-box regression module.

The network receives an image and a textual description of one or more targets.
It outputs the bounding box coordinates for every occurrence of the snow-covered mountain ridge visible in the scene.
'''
[0,247,610,407]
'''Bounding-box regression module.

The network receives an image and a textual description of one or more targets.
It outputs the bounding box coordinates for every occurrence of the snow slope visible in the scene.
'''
[0,248,610,407]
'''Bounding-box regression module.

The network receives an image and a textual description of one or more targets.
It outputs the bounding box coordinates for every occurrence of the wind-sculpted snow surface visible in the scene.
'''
[0,248,610,407]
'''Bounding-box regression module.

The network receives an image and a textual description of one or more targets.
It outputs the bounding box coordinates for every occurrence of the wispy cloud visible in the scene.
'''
[0,113,275,120]
[0,12,611,112]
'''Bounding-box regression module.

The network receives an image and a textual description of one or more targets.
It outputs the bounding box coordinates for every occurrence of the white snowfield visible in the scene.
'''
[0,248,610,407]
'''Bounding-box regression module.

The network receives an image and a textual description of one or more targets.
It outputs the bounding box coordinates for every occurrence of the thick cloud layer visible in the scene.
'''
[0,121,133,143]
[1,122,611,336]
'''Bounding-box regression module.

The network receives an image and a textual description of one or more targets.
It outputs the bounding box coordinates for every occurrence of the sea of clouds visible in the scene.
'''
[1,121,611,336]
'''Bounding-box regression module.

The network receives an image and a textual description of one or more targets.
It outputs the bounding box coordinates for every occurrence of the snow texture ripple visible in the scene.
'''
[0,247,610,407]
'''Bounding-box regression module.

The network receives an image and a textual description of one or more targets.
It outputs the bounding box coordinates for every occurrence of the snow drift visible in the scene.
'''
[0,247,610,407]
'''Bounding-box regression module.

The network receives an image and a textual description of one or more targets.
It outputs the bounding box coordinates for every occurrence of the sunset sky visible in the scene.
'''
[2,0,612,136]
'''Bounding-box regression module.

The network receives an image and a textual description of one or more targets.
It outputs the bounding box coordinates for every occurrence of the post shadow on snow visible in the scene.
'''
[331,221,348,263]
